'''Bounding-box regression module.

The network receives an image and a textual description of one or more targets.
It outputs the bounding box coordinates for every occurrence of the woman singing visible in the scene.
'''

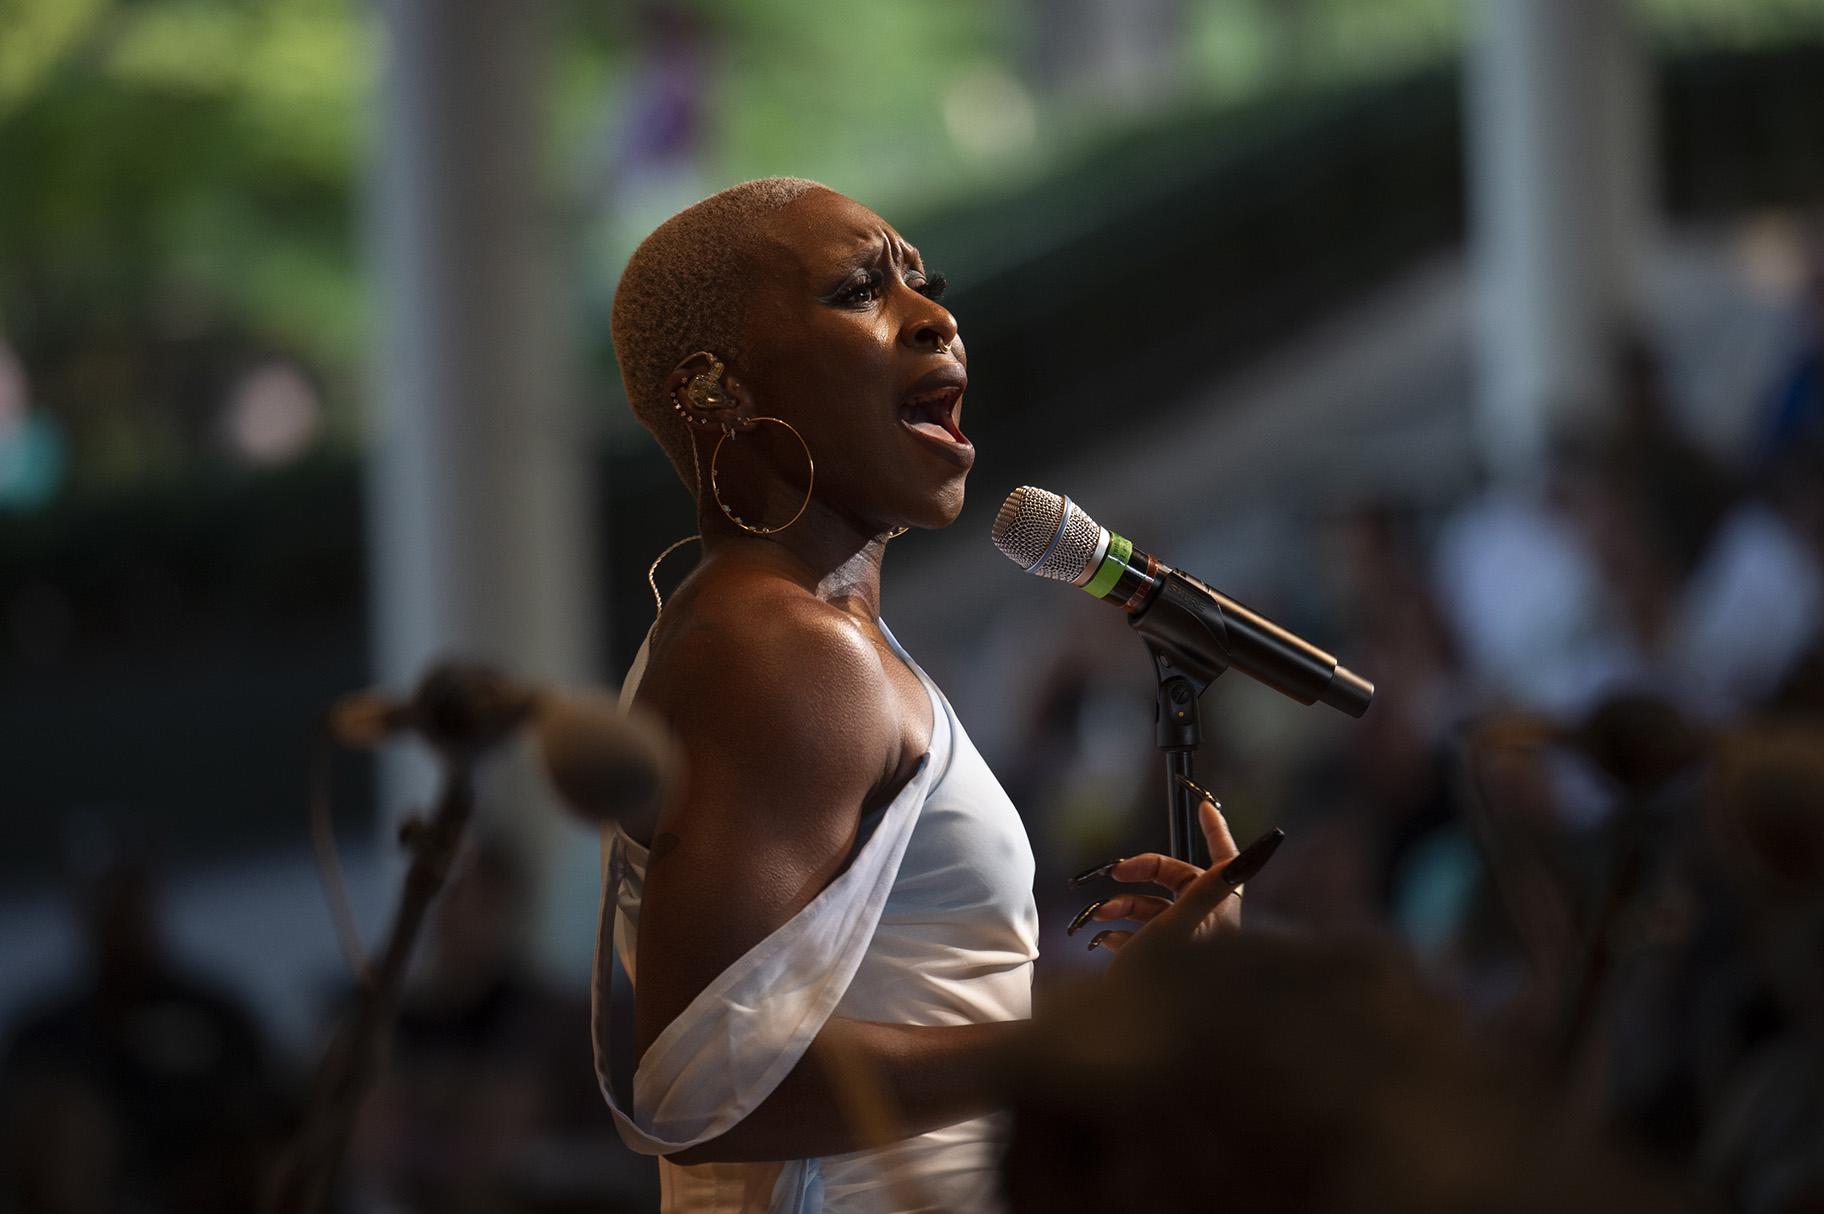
[593,178,1245,1213]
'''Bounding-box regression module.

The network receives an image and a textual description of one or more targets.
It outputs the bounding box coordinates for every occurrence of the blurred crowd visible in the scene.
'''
[1006,274,1824,1210]
[5,284,1823,1212]
[0,839,655,1212]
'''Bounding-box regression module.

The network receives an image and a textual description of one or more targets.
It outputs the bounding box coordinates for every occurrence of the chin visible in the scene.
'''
[906,474,968,530]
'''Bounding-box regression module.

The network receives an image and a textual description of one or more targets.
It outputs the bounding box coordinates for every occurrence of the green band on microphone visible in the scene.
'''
[1082,533,1132,599]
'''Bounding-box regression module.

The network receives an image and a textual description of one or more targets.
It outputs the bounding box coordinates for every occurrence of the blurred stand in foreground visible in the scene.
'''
[340,840,655,1212]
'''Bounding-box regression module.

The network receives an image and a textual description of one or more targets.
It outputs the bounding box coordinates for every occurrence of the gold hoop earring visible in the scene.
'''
[711,417,814,536]
[883,526,909,540]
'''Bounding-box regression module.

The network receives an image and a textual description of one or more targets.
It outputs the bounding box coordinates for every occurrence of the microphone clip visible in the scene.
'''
[1135,572,1237,864]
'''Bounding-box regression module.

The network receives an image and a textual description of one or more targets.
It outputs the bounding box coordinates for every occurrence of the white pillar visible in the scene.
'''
[1464,0,1655,481]
[368,0,602,974]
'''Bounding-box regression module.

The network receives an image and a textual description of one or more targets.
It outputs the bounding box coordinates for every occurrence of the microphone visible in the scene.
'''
[328,662,541,753]
[328,661,677,826]
[535,690,677,829]
[991,486,1374,717]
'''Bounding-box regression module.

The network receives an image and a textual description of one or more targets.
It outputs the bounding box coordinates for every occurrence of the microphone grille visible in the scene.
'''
[992,486,1104,583]
[535,693,677,829]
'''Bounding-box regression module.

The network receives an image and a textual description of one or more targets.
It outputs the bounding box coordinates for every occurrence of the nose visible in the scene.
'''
[901,302,958,355]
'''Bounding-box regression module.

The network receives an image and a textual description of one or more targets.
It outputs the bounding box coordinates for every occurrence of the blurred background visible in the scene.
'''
[4,0,1824,1209]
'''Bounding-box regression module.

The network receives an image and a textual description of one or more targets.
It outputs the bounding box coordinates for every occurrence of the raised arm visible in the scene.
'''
[628,585,1019,1163]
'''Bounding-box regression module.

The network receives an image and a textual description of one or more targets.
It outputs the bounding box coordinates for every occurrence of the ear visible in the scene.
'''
[665,351,757,433]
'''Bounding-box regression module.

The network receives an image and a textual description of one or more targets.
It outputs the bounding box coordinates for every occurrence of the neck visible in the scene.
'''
[698,495,893,621]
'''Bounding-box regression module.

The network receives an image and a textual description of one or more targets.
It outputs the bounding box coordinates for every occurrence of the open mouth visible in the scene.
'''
[899,385,969,446]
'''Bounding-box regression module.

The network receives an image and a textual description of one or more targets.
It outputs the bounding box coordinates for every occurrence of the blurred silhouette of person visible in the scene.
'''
[1667,310,1824,720]
[1598,720,1824,1212]
[1549,341,1729,676]
[1328,506,1462,910]
[998,933,1696,1214]
[1431,457,1639,716]
[1668,449,1822,718]
[1695,726,1824,1212]
[0,855,281,1212]
[1434,338,1739,719]
[1758,442,1824,715]
[1610,337,1734,581]
[1757,266,1824,465]
[346,838,557,1212]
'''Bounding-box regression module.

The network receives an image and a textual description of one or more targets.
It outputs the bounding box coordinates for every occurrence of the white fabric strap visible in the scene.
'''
[589,625,951,1168]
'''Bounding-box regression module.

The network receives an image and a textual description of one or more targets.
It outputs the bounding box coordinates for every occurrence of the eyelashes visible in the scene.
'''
[830,268,948,306]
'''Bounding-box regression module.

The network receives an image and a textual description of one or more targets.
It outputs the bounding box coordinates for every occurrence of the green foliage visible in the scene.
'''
[0,0,367,491]
[2,0,1821,494]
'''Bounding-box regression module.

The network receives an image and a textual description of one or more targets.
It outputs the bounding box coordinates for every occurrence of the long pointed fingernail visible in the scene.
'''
[1067,858,1123,888]
[1220,828,1286,887]
[1065,899,1107,936]
[1175,774,1221,810]
[1088,929,1118,952]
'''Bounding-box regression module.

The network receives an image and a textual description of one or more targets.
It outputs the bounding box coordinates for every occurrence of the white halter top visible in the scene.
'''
[592,620,1039,1213]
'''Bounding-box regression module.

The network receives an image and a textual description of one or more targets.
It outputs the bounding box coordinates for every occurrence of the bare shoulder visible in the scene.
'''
[636,563,898,790]
[625,566,910,1058]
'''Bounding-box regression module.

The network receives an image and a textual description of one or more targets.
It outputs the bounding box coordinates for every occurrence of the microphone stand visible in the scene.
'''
[1131,572,1236,865]
[1144,640,1221,865]
[266,663,536,1214]
[266,756,476,1213]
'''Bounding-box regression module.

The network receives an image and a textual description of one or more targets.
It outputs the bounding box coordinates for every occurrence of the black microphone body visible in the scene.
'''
[1130,563,1374,717]
[992,487,1373,718]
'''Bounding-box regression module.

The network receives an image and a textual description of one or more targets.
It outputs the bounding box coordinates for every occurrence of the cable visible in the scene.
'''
[308,722,372,984]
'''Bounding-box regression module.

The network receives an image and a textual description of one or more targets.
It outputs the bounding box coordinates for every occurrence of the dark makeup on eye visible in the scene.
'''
[820,241,947,308]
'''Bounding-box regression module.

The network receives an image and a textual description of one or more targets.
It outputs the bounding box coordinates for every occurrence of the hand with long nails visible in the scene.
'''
[1063,791,1273,972]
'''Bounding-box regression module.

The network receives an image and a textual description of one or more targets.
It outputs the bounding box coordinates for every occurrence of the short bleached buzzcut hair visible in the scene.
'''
[610,176,829,494]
